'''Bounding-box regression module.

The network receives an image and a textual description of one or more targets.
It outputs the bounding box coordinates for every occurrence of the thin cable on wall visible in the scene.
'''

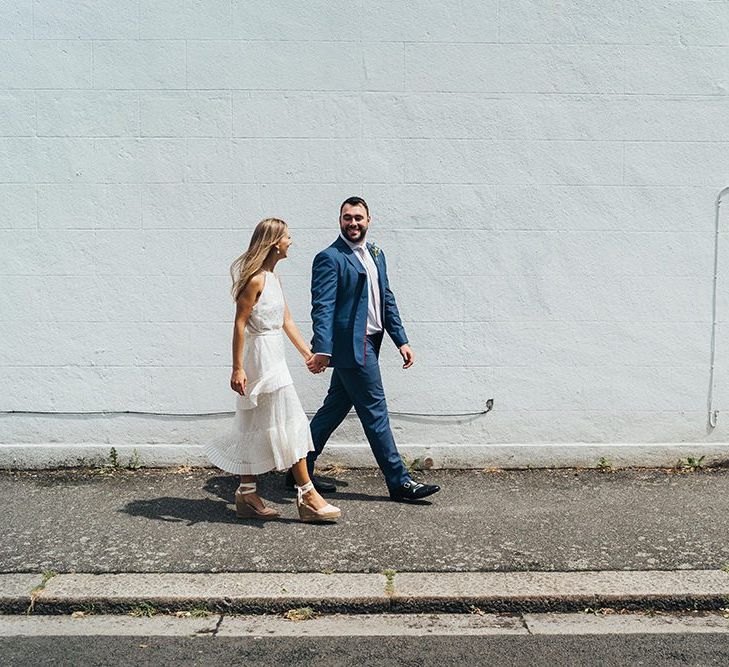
[2,400,494,419]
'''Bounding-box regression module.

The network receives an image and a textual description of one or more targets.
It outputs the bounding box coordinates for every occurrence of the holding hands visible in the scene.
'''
[306,353,330,374]
[304,347,414,374]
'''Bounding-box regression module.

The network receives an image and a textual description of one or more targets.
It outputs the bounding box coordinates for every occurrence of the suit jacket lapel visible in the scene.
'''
[335,236,366,275]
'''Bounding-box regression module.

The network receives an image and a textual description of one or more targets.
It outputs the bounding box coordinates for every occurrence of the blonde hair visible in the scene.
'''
[230,217,287,300]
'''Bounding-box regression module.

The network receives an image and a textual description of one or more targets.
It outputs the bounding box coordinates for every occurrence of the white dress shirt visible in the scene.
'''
[340,232,383,335]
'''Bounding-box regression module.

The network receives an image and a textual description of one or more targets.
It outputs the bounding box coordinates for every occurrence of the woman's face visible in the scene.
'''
[276,230,293,258]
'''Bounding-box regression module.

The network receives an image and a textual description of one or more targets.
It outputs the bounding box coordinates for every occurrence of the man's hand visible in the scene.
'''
[306,353,330,374]
[399,344,415,369]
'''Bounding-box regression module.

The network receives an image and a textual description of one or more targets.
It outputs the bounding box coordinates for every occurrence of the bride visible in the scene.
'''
[205,218,341,522]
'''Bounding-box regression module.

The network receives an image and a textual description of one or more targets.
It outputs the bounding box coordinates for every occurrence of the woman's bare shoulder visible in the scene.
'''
[236,271,266,304]
[247,272,266,289]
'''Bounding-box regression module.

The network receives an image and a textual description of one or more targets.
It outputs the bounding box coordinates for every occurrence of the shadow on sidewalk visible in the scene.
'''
[117,474,342,527]
[118,496,305,527]
[203,472,362,501]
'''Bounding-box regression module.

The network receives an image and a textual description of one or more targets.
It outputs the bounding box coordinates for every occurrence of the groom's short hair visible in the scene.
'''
[339,196,369,216]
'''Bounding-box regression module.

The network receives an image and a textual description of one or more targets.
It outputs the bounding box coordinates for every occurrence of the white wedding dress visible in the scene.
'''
[205,271,314,475]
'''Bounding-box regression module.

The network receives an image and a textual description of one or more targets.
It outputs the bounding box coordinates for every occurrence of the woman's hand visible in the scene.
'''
[230,369,247,395]
[307,353,330,374]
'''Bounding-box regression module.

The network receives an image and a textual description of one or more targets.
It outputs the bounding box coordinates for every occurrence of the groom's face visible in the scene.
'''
[340,203,370,243]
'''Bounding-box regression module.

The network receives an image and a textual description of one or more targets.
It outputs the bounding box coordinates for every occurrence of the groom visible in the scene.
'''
[285,196,440,502]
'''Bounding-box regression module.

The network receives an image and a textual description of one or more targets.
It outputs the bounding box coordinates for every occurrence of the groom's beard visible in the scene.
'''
[343,225,368,243]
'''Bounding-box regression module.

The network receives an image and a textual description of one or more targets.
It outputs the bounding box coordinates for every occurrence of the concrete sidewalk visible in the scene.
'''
[2,467,728,573]
[1,467,728,615]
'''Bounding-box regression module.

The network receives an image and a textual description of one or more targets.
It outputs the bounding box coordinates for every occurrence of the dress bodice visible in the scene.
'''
[246,272,285,336]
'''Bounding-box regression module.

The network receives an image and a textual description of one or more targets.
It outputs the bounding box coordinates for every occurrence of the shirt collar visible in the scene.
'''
[339,231,367,251]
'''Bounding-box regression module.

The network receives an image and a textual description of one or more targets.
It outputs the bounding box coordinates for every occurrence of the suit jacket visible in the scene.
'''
[311,236,408,368]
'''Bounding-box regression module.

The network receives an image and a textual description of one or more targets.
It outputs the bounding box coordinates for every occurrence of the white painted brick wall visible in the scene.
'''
[1,0,728,452]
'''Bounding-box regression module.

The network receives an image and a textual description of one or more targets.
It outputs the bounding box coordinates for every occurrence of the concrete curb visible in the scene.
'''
[1,442,729,470]
[0,574,44,614]
[2,612,728,637]
[3,570,728,616]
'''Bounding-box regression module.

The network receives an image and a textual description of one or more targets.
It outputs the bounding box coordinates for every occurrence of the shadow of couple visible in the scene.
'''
[116,472,389,527]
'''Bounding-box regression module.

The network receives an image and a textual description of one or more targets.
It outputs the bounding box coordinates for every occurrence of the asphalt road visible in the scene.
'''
[1,467,728,573]
[2,634,728,666]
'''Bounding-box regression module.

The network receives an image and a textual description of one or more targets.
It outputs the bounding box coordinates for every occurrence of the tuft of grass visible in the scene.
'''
[27,570,57,614]
[175,607,210,618]
[283,606,317,622]
[39,570,56,587]
[127,449,141,470]
[582,607,621,616]
[71,602,98,616]
[382,569,396,596]
[722,563,729,574]
[402,456,422,474]
[597,457,613,471]
[129,602,157,618]
[317,463,348,476]
[677,455,706,472]
[88,447,124,477]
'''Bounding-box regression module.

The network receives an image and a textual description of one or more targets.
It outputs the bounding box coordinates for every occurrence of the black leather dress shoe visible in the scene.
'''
[284,469,337,493]
[389,480,440,502]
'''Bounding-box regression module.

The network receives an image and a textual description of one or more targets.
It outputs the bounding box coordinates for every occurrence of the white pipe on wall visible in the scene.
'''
[708,185,729,428]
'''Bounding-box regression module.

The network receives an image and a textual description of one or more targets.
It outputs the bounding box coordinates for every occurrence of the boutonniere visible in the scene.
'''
[368,242,381,258]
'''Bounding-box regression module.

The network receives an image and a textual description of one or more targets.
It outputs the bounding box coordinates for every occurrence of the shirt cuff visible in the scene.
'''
[314,352,332,357]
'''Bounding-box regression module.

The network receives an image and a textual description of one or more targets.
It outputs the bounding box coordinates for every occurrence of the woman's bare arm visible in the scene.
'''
[283,301,313,360]
[230,273,265,395]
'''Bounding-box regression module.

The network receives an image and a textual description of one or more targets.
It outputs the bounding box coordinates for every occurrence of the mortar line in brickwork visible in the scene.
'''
[401,39,406,92]
[184,39,188,91]
[21,136,729,145]
[12,89,727,100]
[496,0,501,43]
[232,39,729,48]
[357,0,365,144]
[108,37,726,46]
[229,92,233,141]
[228,0,233,43]
[137,182,143,230]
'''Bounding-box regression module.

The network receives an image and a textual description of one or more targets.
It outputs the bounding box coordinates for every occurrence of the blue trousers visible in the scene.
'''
[308,334,410,491]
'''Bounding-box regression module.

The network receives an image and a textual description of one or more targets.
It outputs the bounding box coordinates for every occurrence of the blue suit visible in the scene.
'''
[309,236,410,490]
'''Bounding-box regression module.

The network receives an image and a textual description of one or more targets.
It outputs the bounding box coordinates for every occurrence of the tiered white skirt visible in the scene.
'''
[205,331,314,475]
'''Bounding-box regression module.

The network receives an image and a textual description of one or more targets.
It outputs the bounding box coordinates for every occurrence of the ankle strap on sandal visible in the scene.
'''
[237,482,256,495]
[296,481,314,498]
